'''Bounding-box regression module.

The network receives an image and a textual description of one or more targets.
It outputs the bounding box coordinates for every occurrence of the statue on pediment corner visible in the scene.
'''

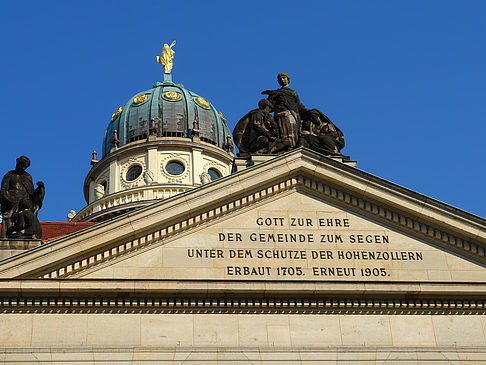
[0,156,44,239]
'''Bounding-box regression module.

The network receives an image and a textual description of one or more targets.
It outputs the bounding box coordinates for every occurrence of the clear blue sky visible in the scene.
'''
[1,1,485,222]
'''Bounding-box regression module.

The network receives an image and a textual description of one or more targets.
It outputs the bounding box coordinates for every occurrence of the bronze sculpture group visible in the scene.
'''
[0,156,44,239]
[234,73,344,156]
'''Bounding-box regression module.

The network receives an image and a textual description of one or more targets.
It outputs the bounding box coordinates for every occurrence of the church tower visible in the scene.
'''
[73,44,234,222]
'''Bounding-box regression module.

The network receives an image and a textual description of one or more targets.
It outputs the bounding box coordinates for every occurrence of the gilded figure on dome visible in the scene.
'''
[156,40,176,74]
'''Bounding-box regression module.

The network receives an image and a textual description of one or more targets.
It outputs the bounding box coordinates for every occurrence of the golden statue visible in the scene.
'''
[156,40,176,74]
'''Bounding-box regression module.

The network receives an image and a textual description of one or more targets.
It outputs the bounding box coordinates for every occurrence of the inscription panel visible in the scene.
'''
[175,212,424,281]
[83,193,486,281]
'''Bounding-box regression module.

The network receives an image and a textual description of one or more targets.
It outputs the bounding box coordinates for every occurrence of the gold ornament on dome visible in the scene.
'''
[219,112,227,124]
[156,40,176,74]
[196,97,210,108]
[133,94,148,104]
[164,90,181,100]
[111,107,123,120]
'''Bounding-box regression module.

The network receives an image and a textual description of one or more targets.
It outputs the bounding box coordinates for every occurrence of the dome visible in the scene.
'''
[74,70,235,223]
[103,75,234,157]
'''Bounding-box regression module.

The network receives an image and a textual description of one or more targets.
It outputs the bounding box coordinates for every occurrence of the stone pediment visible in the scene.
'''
[74,191,486,282]
[0,148,485,283]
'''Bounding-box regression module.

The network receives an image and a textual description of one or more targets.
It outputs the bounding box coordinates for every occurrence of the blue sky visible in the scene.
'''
[1,1,484,222]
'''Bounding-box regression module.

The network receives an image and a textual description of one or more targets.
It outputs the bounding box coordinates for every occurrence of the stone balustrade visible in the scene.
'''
[73,184,191,222]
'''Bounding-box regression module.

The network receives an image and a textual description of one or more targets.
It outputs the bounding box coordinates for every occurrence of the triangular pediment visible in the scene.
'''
[1,149,485,284]
[78,190,486,282]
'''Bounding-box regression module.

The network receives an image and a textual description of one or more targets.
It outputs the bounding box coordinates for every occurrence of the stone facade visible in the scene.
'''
[1,149,486,363]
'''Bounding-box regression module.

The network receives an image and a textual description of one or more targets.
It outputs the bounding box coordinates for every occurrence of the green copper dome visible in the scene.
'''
[103,75,234,157]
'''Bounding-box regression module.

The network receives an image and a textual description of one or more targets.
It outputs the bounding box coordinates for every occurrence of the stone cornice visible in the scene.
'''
[0,149,485,279]
[1,279,485,296]
[1,280,486,314]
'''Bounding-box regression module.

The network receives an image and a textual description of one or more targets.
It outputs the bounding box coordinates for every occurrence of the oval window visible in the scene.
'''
[166,161,185,176]
[126,165,142,181]
[208,168,222,181]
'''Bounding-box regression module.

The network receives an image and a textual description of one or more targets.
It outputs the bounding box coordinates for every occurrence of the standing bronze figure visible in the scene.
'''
[0,156,45,239]
[261,73,307,150]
